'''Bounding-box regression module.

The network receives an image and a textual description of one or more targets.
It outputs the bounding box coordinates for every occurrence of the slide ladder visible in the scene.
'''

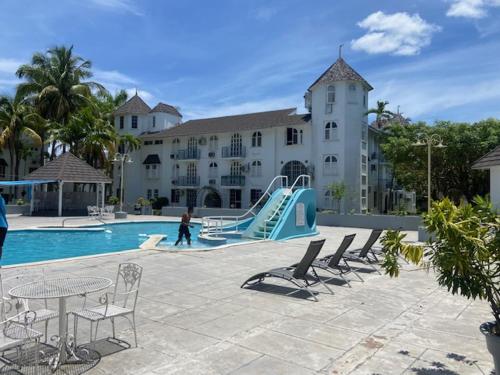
[201,175,288,236]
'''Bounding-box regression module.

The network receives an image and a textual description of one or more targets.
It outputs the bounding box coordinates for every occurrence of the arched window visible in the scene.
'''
[209,162,218,178]
[323,155,338,176]
[172,163,180,179]
[172,138,180,153]
[230,161,242,176]
[325,122,338,140]
[252,131,262,147]
[281,160,307,184]
[251,160,262,177]
[209,135,218,151]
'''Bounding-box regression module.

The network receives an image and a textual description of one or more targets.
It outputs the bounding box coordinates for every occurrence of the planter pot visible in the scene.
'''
[114,211,127,219]
[480,322,500,373]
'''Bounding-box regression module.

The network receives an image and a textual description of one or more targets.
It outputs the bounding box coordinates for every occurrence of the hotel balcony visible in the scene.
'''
[221,146,246,159]
[175,149,201,160]
[172,176,200,187]
[221,175,245,187]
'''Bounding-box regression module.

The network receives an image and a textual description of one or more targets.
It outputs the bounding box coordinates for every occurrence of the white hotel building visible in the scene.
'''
[114,57,404,214]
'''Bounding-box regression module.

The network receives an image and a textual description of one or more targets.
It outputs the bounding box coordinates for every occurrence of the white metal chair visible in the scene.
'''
[0,274,42,373]
[87,206,100,218]
[2,272,58,343]
[72,263,142,347]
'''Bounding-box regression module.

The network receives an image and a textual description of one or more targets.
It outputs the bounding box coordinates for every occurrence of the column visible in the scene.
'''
[101,183,105,209]
[58,181,64,217]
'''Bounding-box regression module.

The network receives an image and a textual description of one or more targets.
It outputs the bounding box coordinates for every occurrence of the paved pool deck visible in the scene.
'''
[1,215,494,374]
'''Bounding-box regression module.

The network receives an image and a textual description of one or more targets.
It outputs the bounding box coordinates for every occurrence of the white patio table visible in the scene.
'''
[8,276,112,371]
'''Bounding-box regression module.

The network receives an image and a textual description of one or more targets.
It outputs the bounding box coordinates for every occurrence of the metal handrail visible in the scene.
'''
[62,215,107,227]
[201,175,288,234]
[263,174,310,239]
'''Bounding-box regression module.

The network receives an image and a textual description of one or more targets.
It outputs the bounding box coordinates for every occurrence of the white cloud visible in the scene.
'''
[446,0,500,19]
[89,0,143,16]
[351,11,441,56]
[93,69,138,85]
[0,58,24,74]
[252,7,279,21]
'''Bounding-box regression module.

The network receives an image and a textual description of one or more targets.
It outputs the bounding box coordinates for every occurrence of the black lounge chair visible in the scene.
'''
[240,239,330,301]
[344,229,383,275]
[310,234,363,287]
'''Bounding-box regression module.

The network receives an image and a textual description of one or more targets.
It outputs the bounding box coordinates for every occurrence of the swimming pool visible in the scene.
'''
[1,221,242,266]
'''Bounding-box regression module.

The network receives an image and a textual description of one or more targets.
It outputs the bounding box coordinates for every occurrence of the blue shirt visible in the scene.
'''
[0,196,8,228]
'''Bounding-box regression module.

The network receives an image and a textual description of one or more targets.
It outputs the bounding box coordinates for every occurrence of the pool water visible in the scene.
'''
[1,221,236,266]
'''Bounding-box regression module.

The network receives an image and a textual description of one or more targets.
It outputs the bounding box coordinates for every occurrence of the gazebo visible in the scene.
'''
[472,145,500,209]
[23,152,112,216]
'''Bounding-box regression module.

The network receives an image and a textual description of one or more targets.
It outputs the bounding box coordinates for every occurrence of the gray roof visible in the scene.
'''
[141,108,311,139]
[150,103,182,117]
[115,94,151,115]
[472,146,500,169]
[143,154,161,164]
[23,152,112,183]
[308,57,373,91]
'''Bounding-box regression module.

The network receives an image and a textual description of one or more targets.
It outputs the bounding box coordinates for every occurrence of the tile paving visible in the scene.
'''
[0,215,495,374]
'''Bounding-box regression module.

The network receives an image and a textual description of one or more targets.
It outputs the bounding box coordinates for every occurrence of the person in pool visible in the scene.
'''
[0,194,8,260]
[175,207,194,246]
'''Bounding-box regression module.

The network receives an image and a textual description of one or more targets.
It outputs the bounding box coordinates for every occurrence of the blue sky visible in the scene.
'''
[1,0,500,123]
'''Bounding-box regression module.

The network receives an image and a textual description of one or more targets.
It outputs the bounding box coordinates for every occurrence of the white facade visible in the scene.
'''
[114,57,390,213]
[490,166,500,209]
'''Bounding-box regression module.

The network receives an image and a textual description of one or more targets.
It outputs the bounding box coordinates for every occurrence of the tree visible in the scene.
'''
[0,96,43,196]
[16,45,106,160]
[327,182,346,213]
[365,100,395,129]
[380,120,500,207]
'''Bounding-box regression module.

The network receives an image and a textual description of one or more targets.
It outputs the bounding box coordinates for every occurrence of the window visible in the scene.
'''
[250,189,263,205]
[171,189,180,204]
[209,135,218,151]
[326,85,335,113]
[229,189,242,209]
[172,164,180,179]
[154,140,163,145]
[251,160,262,177]
[281,160,307,183]
[131,115,138,129]
[373,191,377,208]
[154,189,159,199]
[209,162,218,178]
[362,175,367,185]
[187,162,197,178]
[230,133,242,154]
[147,189,152,200]
[146,164,159,179]
[324,122,338,140]
[363,94,366,106]
[188,137,197,152]
[230,161,242,176]
[119,116,124,129]
[323,155,338,176]
[349,84,356,92]
[286,128,302,145]
[152,116,156,128]
[252,131,262,147]
[172,138,180,153]
[324,190,332,208]
[362,155,367,173]
[0,165,5,178]
[144,140,153,145]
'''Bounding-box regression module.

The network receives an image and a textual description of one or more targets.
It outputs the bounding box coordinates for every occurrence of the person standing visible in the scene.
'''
[0,195,8,260]
[175,207,193,246]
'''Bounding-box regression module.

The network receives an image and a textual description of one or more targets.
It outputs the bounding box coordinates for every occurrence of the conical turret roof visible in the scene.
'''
[308,57,373,91]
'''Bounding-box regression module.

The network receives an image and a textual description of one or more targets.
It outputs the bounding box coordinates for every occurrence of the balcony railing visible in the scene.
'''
[175,149,201,160]
[221,175,245,187]
[172,176,200,187]
[221,146,246,158]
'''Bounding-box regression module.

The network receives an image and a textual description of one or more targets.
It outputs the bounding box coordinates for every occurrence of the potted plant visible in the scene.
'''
[16,198,25,206]
[380,196,499,372]
[136,197,152,215]
[327,182,346,214]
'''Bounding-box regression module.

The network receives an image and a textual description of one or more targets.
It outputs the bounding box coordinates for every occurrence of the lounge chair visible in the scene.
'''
[344,229,383,275]
[241,239,331,301]
[310,234,363,287]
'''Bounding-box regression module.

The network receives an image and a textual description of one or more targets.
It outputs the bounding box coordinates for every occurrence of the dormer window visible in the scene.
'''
[131,115,138,129]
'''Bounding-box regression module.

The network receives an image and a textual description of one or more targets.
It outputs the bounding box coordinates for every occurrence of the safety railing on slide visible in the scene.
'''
[201,175,288,235]
[263,174,311,239]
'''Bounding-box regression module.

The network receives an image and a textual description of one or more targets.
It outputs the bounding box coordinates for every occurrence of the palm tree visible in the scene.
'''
[0,96,43,196]
[16,45,106,160]
[365,100,395,129]
[119,133,141,154]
